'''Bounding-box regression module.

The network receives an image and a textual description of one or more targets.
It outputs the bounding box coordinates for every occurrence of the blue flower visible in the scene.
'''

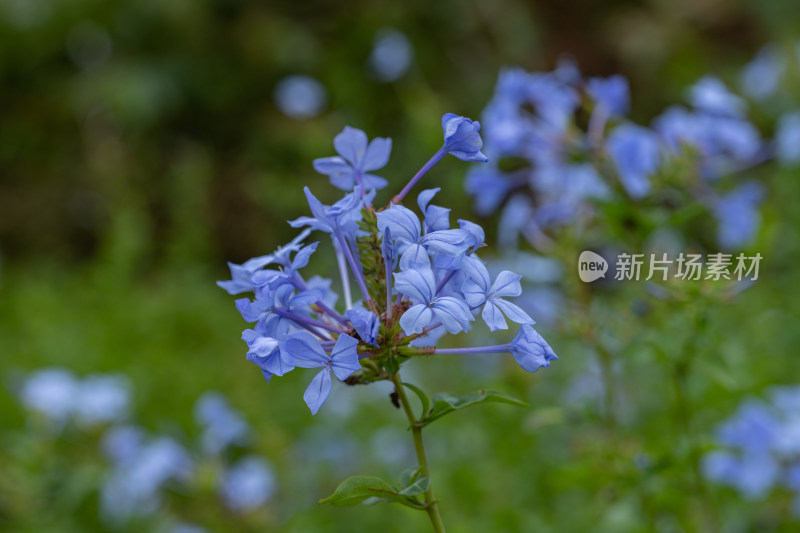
[688,76,746,118]
[417,188,451,233]
[464,166,519,216]
[740,45,785,101]
[217,229,311,294]
[713,181,764,249]
[281,333,361,414]
[313,126,392,191]
[242,325,293,382]
[442,113,489,162]
[220,456,276,511]
[606,124,660,199]
[74,374,131,426]
[508,325,558,372]
[290,186,374,239]
[194,392,251,454]
[20,368,78,423]
[377,203,470,269]
[587,75,629,116]
[776,111,800,167]
[394,263,473,335]
[461,259,534,331]
[346,307,380,346]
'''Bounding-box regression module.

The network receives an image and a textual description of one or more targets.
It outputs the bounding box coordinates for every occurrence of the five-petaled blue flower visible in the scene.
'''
[394,261,474,335]
[281,332,361,414]
[461,258,534,331]
[313,126,392,191]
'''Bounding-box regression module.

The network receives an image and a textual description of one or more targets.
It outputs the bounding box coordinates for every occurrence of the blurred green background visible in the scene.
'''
[2,0,800,531]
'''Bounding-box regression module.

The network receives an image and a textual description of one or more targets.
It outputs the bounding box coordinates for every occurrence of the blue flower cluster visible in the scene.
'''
[467,62,797,251]
[219,114,557,415]
[100,391,275,522]
[16,369,278,524]
[702,386,800,513]
[20,367,131,427]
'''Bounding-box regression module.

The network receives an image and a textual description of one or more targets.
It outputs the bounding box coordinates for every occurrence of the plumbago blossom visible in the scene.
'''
[219,114,556,530]
[219,115,553,416]
[467,62,786,252]
[702,386,800,514]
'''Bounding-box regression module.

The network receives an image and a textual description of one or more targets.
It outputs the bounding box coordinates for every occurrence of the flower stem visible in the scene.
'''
[390,373,446,533]
[334,229,372,303]
[433,345,509,355]
[392,148,446,204]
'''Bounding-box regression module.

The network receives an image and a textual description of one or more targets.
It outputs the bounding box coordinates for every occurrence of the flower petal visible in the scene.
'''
[399,304,434,335]
[361,137,392,171]
[280,331,328,368]
[481,301,509,331]
[492,298,535,326]
[330,334,361,380]
[334,126,369,166]
[303,368,332,415]
[490,270,523,298]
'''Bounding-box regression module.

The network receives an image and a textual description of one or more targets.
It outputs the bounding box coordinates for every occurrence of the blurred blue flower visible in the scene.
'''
[220,456,277,511]
[282,332,361,414]
[274,75,327,120]
[101,436,193,521]
[368,28,413,82]
[74,374,131,425]
[442,113,488,162]
[688,76,746,118]
[587,75,629,116]
[606,124,660,199]
[713,181,764,249]
[464,166,519,216]
[20,367,78,423]
[194,391,251,454]
[313,126,392,191]
[102,424,145,465]
[740,45,785,101]
[775,111,800,167]
[508,325,558,372]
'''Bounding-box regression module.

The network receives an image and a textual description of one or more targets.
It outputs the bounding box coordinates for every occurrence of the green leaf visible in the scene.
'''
[420,390,528,426]
[398,466,422,489]
[319,476,425,510]
[398,476,430,496]
[402,382,430,418]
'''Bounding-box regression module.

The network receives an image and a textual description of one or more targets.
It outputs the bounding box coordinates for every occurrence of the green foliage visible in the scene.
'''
[419,390,528,427]
[319,475,426,510]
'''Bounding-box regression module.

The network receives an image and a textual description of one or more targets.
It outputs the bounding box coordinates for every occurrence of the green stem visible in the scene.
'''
[390,372,447,533]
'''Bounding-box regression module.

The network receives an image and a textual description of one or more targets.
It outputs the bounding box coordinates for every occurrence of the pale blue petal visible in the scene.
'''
[290,242,319,271]
[399,304,434,335]
[399,243,429,270]
[393,267,435,304]
[281,331,328,368]
[303,368,332,415]
[376,204,421,245]
[417,188,441,213]
[431,296,473,333]
[330,334,361,380]
[482,301,508,331]
[361,137,392,171]
[360,173,389,190]
[492,298,535,325]
[461,279,487,308]
[313,156,351,176]
[490,270,523,298]
[334,126,369,166]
